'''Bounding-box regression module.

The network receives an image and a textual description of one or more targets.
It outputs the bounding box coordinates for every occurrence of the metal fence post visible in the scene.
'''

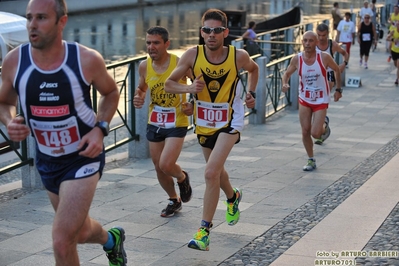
[286,28,295,55]
[264,33,272,62]
[128,60,150,159]
[249,56,267,124]
[21,136,42,189]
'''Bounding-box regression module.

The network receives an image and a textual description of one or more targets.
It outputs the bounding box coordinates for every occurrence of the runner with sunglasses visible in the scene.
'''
[165,8,259,251]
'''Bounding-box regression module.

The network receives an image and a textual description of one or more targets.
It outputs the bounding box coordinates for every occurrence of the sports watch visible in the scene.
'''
[95,121,110,136]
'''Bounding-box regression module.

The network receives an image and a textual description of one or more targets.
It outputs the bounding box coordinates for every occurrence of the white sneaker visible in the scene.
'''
[359,59,362,66]
[364,62,368,69]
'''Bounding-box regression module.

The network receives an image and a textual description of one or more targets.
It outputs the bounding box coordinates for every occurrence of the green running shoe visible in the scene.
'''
[104,227,127,266]
[188,227,210,251]
[303,158,316,171]
[225,188,242,226]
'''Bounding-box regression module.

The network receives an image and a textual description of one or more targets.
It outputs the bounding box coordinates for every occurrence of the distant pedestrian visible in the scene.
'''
[331,2,343,39]
[242,21,261,56]
[359,1,374,22]
[0,0,126,265]
[282,31,342,171]
[358,14,376,69]
[386,22,399,85]
[133,26,193,218]
[336,12,356,56]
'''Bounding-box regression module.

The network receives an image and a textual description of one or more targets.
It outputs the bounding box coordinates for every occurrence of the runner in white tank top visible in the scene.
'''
[281,31,343,172]
[298,51,330,105]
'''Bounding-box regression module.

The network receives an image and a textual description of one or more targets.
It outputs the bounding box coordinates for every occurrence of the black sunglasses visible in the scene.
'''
[201,27,226,34]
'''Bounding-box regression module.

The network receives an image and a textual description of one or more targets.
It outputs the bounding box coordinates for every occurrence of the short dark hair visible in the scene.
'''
[146,26,169,43]
[248,21,256,28]
[54,0,67,22]
[345,12,351,17]
[316,23,329,32]
[333,2,339,7]
[201,9,227,27]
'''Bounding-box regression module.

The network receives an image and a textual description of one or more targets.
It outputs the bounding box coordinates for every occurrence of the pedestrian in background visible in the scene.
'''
[242,21,261,56]
[133,26,193,218]
[359,1,374,22]
[165,8,259,251]
[331,2,343,39]
[358,14,376,69]
[0,0,126,265]
[336,12,356,56]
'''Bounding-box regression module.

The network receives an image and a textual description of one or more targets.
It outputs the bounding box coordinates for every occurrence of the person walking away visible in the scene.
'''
[315,23,349,145]
[0,0,127,265]
[358,14,376,69]
[133,26,192,217]
[165,8,259,251]
[242,21,260,56]
[386,22,399,85]
[281,31,343,171]
[331,2,343,39]
[336,12,356,57]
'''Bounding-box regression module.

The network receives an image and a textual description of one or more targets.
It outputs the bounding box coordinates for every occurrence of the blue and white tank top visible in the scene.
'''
[14,41,96,160]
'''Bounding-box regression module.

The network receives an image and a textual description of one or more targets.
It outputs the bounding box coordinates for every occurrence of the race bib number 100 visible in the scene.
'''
[30,116,81,157]
[196,101,229,128]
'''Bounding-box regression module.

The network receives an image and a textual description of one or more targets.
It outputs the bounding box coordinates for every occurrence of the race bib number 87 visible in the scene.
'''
[30,116,81,157]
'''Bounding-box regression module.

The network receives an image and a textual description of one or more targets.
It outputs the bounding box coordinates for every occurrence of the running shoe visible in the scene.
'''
[178,170,192,203]
[225,188,242,226]
[364,62,368,69]
[104,227,127,266]
[161,198,182,217]
[188,227,210,251]
[359,59,363,66]
[303,158,316,171]
[315,116,331,145]
[395,79,398,86]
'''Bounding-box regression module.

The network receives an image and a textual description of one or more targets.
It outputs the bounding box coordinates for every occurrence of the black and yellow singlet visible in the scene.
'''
[192,45,244,136]
[146,54,188,128]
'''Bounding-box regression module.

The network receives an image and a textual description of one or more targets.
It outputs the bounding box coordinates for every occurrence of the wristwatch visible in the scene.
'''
[95,121,110,136]
[249,91,256,98]
[335,88,343,94]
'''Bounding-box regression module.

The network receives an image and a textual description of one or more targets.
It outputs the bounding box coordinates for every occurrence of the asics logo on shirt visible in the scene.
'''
[40,82,58,89]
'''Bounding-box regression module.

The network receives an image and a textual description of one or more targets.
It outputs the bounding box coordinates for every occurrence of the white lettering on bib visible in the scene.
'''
[149,105,176,128]
[30,116,81,157]
[304,86,324,103]
[196,101,229,128]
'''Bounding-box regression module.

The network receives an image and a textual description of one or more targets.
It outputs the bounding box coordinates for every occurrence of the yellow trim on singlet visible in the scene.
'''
[390,13,399,31]
[146,54,188,127]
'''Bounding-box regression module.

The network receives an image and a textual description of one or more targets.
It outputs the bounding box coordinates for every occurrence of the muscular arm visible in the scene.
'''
[332,40,349,73]
[165,48,202,94]
[133,60,148,109]
[236,49,259,108]
[78,45,120,157]
[0,49,30,141]
[322,53,342,102]
[281,55,298,92]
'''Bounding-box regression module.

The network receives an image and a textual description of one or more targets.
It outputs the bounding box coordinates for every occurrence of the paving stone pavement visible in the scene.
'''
[0,41,399,266]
